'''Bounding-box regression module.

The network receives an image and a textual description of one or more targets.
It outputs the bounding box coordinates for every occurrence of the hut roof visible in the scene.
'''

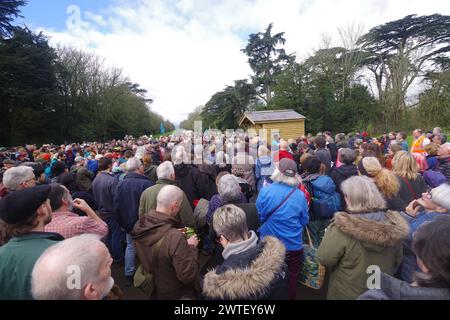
[239,109,306,125]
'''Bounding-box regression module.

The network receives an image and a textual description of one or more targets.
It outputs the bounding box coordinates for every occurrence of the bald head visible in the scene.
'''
[31,234,114,300]
[156,185,183,216]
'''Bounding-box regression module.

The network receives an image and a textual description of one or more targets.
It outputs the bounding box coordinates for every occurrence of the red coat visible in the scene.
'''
[275,150,294,162]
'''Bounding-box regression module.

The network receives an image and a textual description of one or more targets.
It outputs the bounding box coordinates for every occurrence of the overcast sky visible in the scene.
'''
[21,0,450,125]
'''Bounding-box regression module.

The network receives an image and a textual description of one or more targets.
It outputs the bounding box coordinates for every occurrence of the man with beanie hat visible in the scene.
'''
[0,185,64,300]
[398,183,450,283]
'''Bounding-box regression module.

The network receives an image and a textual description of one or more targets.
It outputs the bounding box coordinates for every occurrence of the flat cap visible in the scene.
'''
[0,185,51,225]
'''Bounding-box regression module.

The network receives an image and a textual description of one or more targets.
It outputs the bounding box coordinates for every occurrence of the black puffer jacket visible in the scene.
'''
[194,164,218,201]
[202,236,288,300]
[329,164,358,204]
[175,164,201,209]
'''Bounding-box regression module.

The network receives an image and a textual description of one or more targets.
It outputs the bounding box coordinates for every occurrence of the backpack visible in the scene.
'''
[303,176,341,220]
[133,234,166,298]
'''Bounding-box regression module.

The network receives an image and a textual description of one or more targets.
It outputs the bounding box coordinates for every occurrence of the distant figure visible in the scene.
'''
[411,129,428,155]
[314,136,332,174]
[396,132,409,151]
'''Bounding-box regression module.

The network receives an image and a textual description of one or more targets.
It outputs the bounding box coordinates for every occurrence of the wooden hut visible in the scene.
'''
[239,109,306,141]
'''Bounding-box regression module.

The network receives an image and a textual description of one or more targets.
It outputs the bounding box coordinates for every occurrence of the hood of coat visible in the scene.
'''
[124,172,149,181]
[305,174,336,194]
[174,163,191,178]
[333,210,409,250]
[196,163,217,180]
[202,236,285,300]
[258,156,273,166]
[332,164,358,180]
[131,210,183,246]
[144,165,157,175]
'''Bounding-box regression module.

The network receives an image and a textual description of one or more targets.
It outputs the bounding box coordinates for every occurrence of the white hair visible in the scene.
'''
[258,145,269,158]
[218,174,242,203]
[157,161,175,180]
[341,176,387,213]
[31,234,109,300]
[126,157,141,173]
[213,204,248,242]
[270,168,301,187]
[3,166,34,191]
[172,146,189,165]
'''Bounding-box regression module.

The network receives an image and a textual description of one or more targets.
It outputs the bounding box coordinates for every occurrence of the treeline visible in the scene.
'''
[0,1,174,146]
[182,15,450,134]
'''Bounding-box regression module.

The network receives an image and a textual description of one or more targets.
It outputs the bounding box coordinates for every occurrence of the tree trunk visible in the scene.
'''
[266,85,272,102]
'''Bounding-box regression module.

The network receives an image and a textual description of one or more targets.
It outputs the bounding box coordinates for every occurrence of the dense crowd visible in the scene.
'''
[0,127,449,300]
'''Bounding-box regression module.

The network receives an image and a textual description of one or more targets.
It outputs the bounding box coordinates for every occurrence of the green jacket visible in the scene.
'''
[138,179,194,228]
[0,232,64,300]
[71,166,94,191]
[317,211,409,300]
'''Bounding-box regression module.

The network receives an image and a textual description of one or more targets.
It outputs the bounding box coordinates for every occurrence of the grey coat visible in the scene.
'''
[358,273,450,300]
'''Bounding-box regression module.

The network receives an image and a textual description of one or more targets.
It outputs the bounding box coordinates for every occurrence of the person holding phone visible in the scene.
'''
[398,183,450,283]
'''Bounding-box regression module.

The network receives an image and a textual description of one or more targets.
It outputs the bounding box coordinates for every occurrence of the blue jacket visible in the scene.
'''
[311,176,339,201]
[44,159,58,178]
[256,183,309,251]
[304,174,342,219]
[92,172,118,219]
[114,173,154,233]
[87,160,99,176]
[255,156,275,193]
[398,211,448,283]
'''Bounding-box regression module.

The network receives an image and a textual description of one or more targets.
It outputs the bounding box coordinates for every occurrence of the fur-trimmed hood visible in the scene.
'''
[202,236,286,300]
[333,210,409,249]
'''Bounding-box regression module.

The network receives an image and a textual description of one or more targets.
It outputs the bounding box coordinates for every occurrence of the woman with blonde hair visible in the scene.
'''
[389,151,427,212]
[357,157,402,210]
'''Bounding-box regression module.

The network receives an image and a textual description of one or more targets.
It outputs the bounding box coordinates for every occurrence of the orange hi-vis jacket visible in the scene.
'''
[411,135,426,154]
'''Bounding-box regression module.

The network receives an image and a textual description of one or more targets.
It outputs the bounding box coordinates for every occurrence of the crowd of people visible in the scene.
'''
[0,126,449,300]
